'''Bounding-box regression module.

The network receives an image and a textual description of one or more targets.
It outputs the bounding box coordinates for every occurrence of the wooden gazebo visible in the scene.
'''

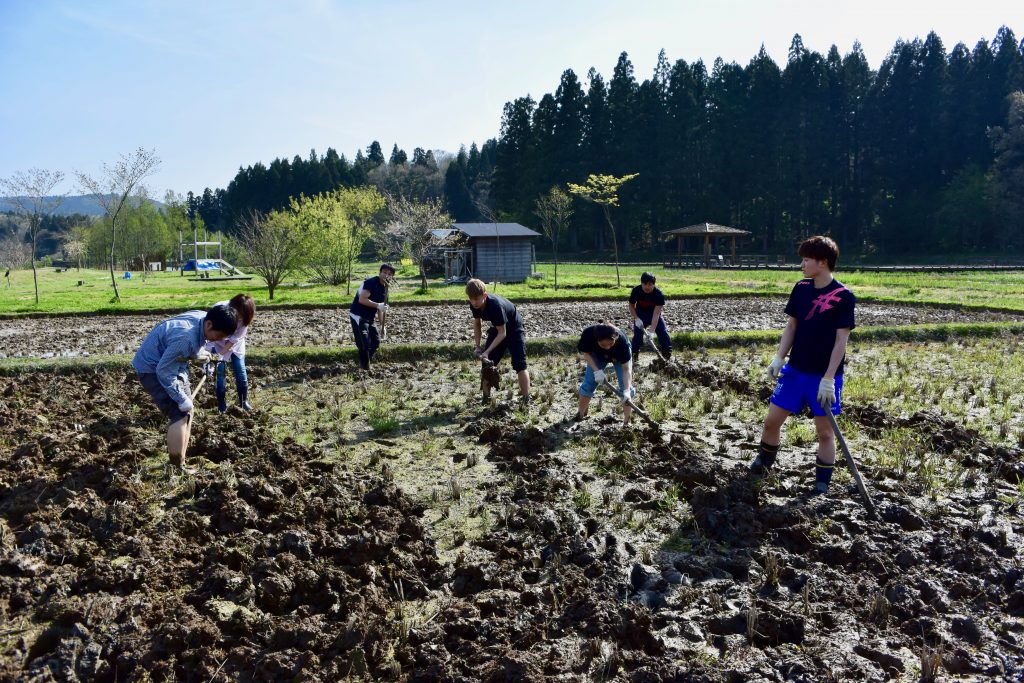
[662,223,752,265]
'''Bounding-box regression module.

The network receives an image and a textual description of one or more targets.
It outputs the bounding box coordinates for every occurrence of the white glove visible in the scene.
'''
[817,377,836,409]
[376,302,388,312]
[593,368,607,384]
[634,318,644,330]
[203,362,214,379]
[195,349,213,363]
[177,397,194,413]
[620,387,633,404]
[767,356,785,380]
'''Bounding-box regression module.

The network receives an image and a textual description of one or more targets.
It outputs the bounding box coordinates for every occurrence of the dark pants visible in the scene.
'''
[351,315,380,369]
[484,326,528,372]
[631,317,671,357]
[216,355,248,399]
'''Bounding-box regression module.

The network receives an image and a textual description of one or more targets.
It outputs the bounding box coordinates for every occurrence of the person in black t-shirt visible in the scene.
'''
[349,263,395,370]
[749,236,856,495]
[466,278,530,402]
[574,323,636,425]
[628,271,671,360]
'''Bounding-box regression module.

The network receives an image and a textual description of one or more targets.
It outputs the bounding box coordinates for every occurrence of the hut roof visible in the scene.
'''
[661,222,751,237]
[453,223,541,238]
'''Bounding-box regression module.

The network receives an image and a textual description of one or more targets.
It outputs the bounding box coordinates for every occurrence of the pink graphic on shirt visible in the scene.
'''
[805,287,848,320]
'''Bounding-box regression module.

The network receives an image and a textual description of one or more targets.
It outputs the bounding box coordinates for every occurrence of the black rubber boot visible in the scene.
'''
[216,388,227,413]
[237,383,253,411]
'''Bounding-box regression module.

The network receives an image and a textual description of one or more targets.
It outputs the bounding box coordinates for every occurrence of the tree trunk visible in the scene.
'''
[268,281,276,300]
[603,206,620,287]
[31,232,39,305]
[109,220,120,302]
[418,260,428,291]
[346,224,356,296]
[553,246,559,290]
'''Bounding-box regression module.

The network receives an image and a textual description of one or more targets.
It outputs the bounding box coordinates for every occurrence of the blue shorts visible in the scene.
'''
[769,364,843,417]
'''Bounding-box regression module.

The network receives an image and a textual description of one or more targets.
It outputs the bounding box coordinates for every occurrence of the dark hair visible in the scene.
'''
[380,263,396,275]
[640,272,656,284]
[205,303,238,335]
[229,293,255,326]
[593,323,619,342]
[798,236,840,271]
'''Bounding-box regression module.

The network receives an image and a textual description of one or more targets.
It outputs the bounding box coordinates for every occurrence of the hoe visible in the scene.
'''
[826,412,878,519]
[601,377,659,429]
[643,329,675,367]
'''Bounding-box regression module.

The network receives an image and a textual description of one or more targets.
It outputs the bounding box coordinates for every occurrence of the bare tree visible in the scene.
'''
[378,195,451,290]
[236,210,304,300]
[0,236,31,287]
[0,168,67,304]
[76,148,161,302]
[534,186,574,290]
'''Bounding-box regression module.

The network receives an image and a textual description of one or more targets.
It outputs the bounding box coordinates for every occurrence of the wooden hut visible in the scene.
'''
[450,223,540,283]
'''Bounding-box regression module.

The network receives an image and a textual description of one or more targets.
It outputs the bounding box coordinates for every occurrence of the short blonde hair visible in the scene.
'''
[465,278,487,298]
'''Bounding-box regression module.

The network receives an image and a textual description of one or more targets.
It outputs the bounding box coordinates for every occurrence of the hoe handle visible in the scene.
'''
[381,285,389,341]
[602,378,658,429]
[191,374,207,400]
[827,411,878,519]
[644,330,667,363]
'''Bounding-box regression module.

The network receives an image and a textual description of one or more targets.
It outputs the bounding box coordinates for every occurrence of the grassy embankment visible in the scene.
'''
[2,263,1024,316]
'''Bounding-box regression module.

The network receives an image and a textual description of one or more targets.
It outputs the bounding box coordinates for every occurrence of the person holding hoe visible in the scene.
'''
[205,293,256,412]
[629,271,671,362]
[132,304,238,466]
[350,263,395,371]
[574,322,635,425]
[749,236,856,495]
[466,278,530,403]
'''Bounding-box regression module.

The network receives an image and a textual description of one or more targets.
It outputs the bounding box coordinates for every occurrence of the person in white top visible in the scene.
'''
[205,293,256,412]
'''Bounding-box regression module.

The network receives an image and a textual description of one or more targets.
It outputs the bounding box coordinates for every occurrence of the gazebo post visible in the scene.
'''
[703,235,710,265]
[731,236,737,263]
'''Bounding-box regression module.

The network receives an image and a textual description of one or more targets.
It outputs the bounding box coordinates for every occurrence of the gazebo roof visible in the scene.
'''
[661,223,751,237]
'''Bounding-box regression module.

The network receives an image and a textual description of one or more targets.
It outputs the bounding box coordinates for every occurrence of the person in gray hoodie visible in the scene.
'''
[132,304,237,465]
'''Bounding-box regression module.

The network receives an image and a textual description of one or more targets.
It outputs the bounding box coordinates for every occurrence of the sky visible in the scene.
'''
[1,0,1022,198]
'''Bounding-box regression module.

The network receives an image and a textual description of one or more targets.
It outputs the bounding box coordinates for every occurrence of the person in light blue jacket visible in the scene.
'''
[132,304,237,465]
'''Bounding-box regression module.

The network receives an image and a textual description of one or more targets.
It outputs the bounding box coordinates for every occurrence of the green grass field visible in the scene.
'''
[2,262,1024,316]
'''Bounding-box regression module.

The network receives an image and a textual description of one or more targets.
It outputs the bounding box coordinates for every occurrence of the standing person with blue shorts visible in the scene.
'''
[629,272,671,361]
[749,236,856,494]
[574,323,635,425]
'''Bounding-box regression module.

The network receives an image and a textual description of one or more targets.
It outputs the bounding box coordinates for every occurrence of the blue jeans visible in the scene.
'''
[631,317,671,357]
[579,360,636,399]
[216,355,248,399]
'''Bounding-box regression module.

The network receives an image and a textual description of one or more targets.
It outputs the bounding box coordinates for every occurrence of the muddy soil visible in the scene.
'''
[1,349,1023,681]
[2,297,1019,359]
